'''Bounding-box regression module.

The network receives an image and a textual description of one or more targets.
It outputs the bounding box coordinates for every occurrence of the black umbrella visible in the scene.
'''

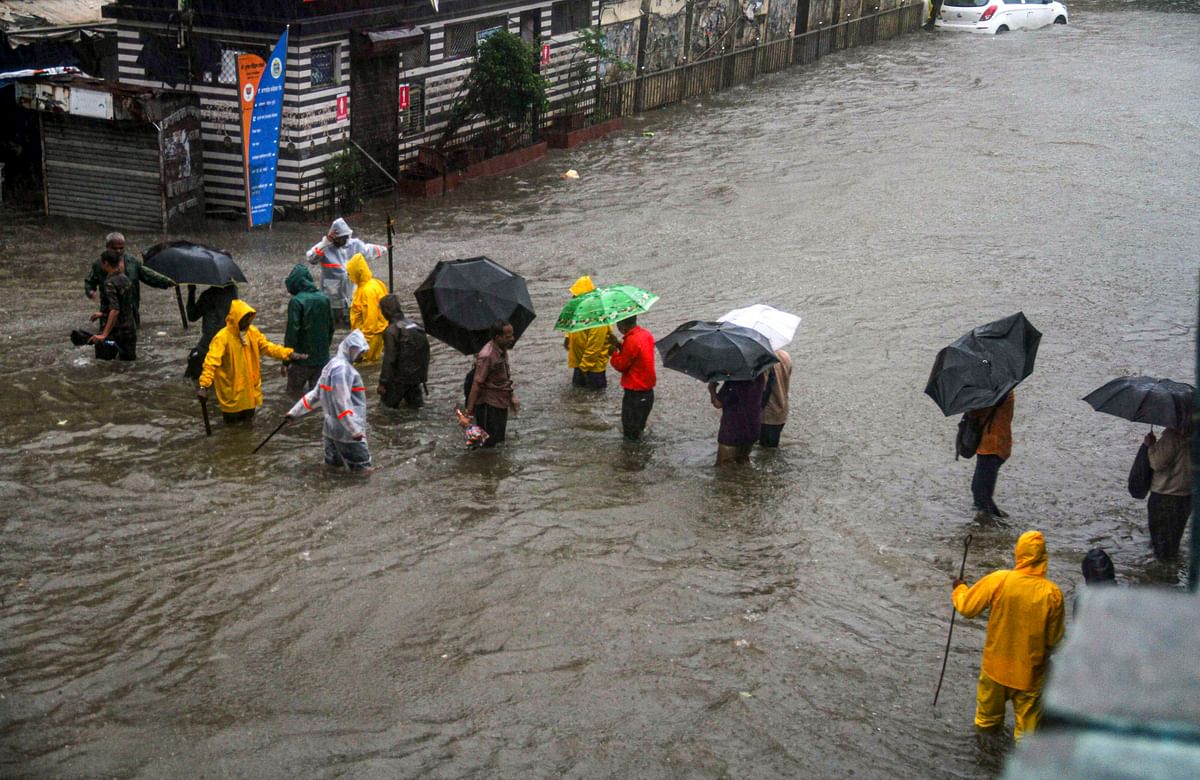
[143,241,246,286]
[925,312,1042,417]
[144,241,247,330]
[655,320,779,383]
[414,257,535,355]
[1083,376,1194,430]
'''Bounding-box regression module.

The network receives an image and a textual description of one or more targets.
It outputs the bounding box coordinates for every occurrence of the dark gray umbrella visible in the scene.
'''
[925,312,1042,417]
[1083,376,1194,430]
[655,320,778,383]
[143,241,246,286]
[414,257,535,355]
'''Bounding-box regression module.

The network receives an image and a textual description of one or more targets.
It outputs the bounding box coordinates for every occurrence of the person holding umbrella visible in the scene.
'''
[283,265,334,400]
[561,276,612,389]
[84,232,175,328]
[196,300,304,425]
[1144,425,1192,560]
[970,392,1015,520]
[307,219,385,327]
[709,374,767,465]
[465,320,520,447]
[610,316,657,441]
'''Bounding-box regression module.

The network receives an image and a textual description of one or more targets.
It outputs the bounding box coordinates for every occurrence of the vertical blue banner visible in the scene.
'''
[246,27,287,227]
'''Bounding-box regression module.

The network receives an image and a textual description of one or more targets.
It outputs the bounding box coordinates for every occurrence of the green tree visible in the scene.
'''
[564,27,634,116]
[439,30,548,148]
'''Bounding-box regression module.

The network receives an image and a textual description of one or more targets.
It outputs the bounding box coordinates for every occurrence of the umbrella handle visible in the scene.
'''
[175,286,189,330]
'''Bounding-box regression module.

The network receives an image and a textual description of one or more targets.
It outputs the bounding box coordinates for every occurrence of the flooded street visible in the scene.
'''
[2,5,1197,777]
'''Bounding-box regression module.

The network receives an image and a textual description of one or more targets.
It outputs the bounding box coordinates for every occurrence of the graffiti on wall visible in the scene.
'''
[603,21,639,81]
[643,10,689,72]
[767,0,797,38]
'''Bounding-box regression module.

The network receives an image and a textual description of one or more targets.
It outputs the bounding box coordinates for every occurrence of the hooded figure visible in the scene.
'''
[1081,548,1116,585]
[346,253,389,362]
[287,329,372,471]
[198,299,295,421]
[378,293,431,409]
[563,275,611,389]
[952,530,1065,742]
[184,283,238,380]
[306,218,386,321]
[284,264,335,399]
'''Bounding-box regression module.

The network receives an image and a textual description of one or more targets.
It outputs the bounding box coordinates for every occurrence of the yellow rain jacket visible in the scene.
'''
[952,530,1065,691]
[199,299,294,414]
[566,275,611,373]
[347,253,388,362]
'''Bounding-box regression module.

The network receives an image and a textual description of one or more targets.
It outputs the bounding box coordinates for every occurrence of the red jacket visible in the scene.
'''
[610,325,656,391]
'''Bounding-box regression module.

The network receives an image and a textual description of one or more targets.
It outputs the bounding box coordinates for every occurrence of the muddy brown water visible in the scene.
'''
[1,7,1197,778]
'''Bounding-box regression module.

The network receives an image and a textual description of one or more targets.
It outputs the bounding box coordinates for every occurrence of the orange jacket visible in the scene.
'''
[952,530,1065,691]
[973,391,1014,460]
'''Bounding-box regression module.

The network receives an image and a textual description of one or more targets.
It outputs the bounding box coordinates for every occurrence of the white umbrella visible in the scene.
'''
[717,304,800,351]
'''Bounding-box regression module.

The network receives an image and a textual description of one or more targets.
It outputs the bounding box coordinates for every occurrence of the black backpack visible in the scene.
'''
[955,407,997,460]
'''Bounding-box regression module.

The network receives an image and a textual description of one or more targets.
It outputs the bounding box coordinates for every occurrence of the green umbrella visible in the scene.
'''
[554,285,659,333]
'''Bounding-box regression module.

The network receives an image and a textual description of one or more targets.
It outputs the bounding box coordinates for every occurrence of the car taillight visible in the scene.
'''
[979,4,998,20]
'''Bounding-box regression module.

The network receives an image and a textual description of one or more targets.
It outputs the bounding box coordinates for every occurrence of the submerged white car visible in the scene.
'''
[935,0,1069,33]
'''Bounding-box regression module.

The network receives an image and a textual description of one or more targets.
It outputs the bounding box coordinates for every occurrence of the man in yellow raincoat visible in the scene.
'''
[196,299,300,424]
[562,275,611,389]
[952,530,1065,741]
[346,253,388,363]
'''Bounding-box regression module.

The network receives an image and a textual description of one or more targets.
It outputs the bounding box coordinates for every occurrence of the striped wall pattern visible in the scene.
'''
[115,3,598,215]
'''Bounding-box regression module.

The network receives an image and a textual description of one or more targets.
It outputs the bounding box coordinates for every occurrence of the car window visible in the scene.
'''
[942,0,989,6]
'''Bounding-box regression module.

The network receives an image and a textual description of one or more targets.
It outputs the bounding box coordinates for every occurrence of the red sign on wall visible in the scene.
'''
[398,84,410,111]
[541,44,551,65]
[336,94,349,121]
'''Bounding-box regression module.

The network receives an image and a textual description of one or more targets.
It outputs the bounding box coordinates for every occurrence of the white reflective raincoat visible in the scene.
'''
[306,218,386,312]
[287,329,369,443]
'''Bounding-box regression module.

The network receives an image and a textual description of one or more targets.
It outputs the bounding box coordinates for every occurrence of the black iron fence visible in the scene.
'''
[595,2,924,120]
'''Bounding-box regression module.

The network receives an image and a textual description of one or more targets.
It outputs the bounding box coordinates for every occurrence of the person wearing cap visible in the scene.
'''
[286,330,373,472]
[562,275,610,389]
[196,300,303,424]
[306,218,386,326]
[951,530,1065,742]
[84,231,175,327]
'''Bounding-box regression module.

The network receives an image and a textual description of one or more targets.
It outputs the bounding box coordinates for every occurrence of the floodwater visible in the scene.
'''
[2,5,1197,778]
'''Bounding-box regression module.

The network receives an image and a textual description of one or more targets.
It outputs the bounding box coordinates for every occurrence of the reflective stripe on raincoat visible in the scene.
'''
[347,253,388,362]
[306,219,385,312]
[199,299,294,413]
[952,530,1065,691]
[287,329,369,443]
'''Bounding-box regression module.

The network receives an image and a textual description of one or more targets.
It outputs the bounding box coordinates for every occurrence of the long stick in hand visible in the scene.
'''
[934,534,973,707]
[199,396,212,436]
[252,417,290,454]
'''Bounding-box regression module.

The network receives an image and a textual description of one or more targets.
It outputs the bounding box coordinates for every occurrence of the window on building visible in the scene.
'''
[310,45,340,87]
[218,47,246,85]
[443,16,508,59]
[399,83,425,135]
[551,0,592,35]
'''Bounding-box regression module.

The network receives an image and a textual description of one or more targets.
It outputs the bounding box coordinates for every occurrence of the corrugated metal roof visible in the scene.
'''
[0,0,107,32]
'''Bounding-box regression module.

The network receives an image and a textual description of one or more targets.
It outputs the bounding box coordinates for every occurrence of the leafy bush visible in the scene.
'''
[440,30,548,147]
[323,149,364,213]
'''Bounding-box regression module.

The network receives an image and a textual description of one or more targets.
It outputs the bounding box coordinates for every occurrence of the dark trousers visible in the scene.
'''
[383,383,424,409]
[93,332,137,361]
[286,364,324,400]
[222,408,256,425]
[621,389,654,440]
[474,403,508,447]
[759,423,784,448]
[972,454,1005,511]
[1148,492,1192,560]
[572,368,607,389]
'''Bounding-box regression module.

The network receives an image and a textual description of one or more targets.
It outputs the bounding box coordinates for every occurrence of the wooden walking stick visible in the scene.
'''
[199,396,212,436]
[252,417,290,454]
[934,534,972,707]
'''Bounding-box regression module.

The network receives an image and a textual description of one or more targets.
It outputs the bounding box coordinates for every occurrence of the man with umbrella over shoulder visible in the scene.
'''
[465,320,520,447]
